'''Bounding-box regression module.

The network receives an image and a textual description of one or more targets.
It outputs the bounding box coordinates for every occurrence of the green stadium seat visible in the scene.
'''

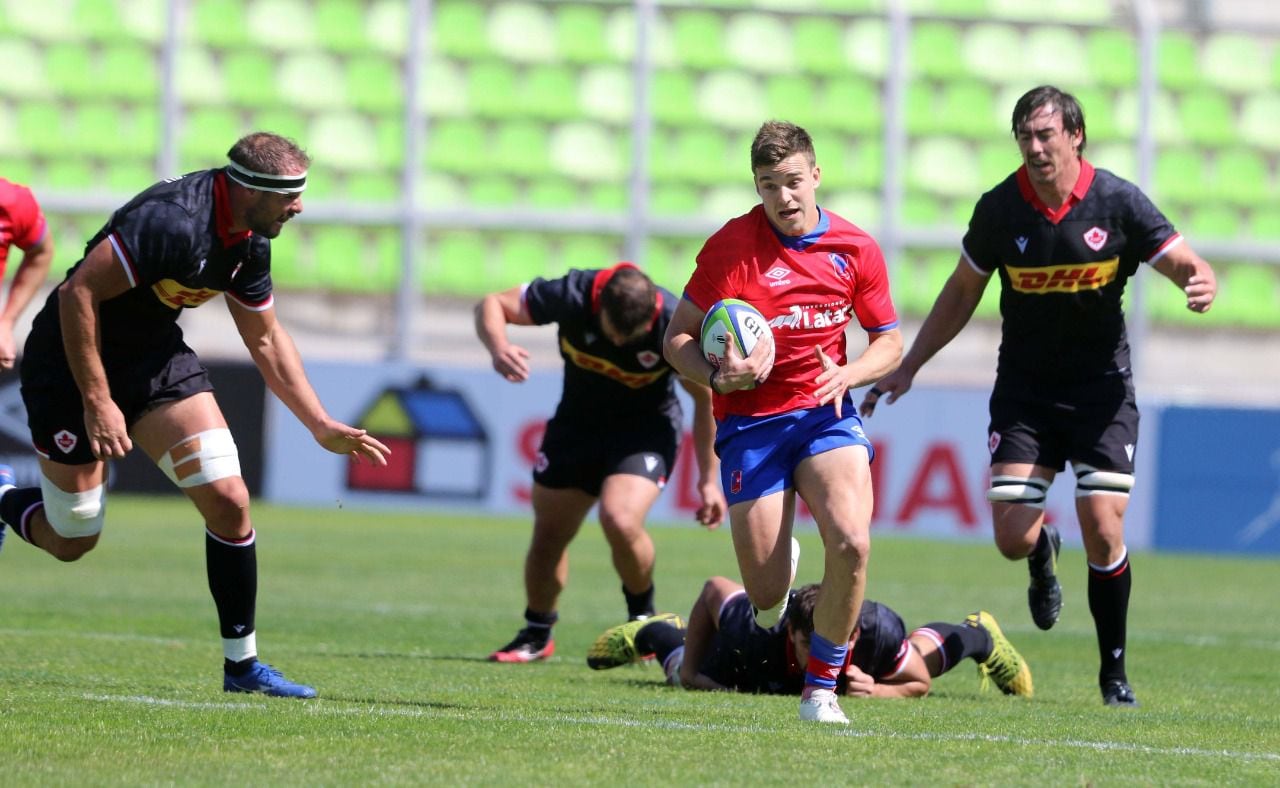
[547,122,622,182]
[1157,31,1200,91]
[658,126,731,187]
[223,49,280,108]
[423,230,491,296]
[315,0,373,55]
[937,81,1001,140]
[0,38,48,99]
[345,172,399,202]
[526,177,577,209]
[45,43,96,99]
[268,231,304,288]
[1113,89,1182,145]
[698,70,766,131]
[176,47,227,105]
[522,65,580,122]
[432,0,490,60]
[562,234,619,269]
[1201,33,1269,94]
[374,228,403,287]
[845,18,888,78]
[725,12,791,73]
[651,70,699,127]
[588,182,627,212]
[1239,94,1280,152]
[488,2,558,64]
[246,0,317,51]
[917,0,990,18]
[910,22,963,80]
[297,167,335,199]
[1085,29,1137,88]
[1212,148,1268,207]
[556,4,615,65]
[347,55,402,114]
[497,231,556,283]
[1088,143,1135,182]
[819,76,881,135]
[1249,209,1280,240]
[0,159,38,189]
[1186,205,1240,239]
[908,137,981,198]
[843,136,884,190]
[791,16,846,76]
[466,61,520,120]
[977,141,1018,186]
[1023,26,1088,85]
[763,74,819,131]
[649,185,701,216]
[1071,86,1119,142]
[277,52,346,110]
[825,189,880,231]
[310,112,379,172]
[180,108,243,166]
[3,1,78,42]
[105,160,156,195]
[187,0,251,49]
[16,101,67,158]
[416,173,464,209]
[670,9,729,70]
[364,0,407,56]
[493,121,552,178]
[99,43,159,102]
[901,191,943,227]
[903,82,935,137]
[424,119,488,175]
[961,23,1023,84]
[1153,148,1207,205]
[372,114,403,169]
[74,103,131,158]
[44,159,96,190]
[578,65,633,124]
[1145,269,1199,326]
[312,226,398,292]
[74,0,123,42]
[1220,263,1279,328]
[251,108,307,143]
[421,60,470,118]
[118,0,165,44]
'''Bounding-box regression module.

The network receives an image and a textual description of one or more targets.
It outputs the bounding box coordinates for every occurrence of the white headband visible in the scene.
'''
[225,160,307,194]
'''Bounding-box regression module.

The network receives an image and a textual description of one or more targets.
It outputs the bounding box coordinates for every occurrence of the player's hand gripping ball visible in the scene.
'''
[700,299,772,390]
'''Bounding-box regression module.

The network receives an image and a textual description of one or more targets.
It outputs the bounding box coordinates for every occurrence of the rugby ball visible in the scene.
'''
[700,299,771,379]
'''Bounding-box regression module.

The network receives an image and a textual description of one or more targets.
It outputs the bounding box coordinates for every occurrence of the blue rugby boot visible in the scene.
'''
[223,661,318,699]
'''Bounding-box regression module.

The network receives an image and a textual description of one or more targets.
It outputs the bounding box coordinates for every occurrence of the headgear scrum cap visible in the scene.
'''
[224,159,307,194]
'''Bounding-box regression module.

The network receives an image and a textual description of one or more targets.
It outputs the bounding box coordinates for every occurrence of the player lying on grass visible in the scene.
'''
[588,575,1032,698]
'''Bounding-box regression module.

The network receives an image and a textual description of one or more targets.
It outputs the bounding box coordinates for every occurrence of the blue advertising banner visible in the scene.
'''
[1155,406,1280,555]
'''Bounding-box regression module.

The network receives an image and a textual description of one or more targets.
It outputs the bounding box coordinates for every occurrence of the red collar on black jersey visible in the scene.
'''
[590,262,662,330]
[1015,158,1095,225]
[213,171,253,248]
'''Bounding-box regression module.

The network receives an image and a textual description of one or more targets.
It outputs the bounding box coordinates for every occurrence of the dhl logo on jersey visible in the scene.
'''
[1006,258,1119,293]
[561,338,665,389]
[152,279,222,309]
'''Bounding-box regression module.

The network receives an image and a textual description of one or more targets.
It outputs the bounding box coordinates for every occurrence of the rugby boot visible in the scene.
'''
[1028,523,1063,630]
[223,661,317,698]
[1102,679,1139,707]
[968,611,1033,697]
[798,688,849,724]
[489,627,555,663]
[587,612,684,670]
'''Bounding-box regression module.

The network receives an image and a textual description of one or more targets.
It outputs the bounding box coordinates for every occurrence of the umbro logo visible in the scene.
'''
[764,266,792,287]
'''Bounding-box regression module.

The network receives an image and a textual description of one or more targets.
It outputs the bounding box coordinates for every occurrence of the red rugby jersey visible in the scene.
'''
[0,177,48,279]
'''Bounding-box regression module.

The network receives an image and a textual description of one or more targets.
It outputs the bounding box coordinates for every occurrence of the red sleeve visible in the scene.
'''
[851,238,899,332]
[682,219,750,312]
[8,185,47,250]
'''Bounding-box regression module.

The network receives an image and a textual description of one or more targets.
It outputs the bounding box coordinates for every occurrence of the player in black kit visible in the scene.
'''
[0,132,389,698]
[861,86,1218,707]
[588,575,1032,700]
[476,264,725,662]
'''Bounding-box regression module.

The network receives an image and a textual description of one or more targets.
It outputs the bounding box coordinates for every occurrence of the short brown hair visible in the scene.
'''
[598,265,657,338]
[786,583,822,636]
[227,131,311,175]
[750,120,816,171]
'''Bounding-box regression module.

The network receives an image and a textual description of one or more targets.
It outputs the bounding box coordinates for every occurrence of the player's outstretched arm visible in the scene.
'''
[861,258,988,418]
[843,649,931,699]
[1152,243,1217,314]
[474,285,533,382]
[229,299,388,465]
[0,232,54,369]
[677,376,725,529]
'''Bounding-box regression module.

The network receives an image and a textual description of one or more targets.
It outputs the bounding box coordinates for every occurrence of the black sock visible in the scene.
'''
[1028,527,1055,574]
[918,622,993,673]
[0,486,44,542]
[635,621,686,663]
[624,584,655,620]
[1088,553,1132,685]
[206,529,257,672]
[523,608,557,642]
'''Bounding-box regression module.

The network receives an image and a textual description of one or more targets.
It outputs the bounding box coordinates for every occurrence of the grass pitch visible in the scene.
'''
[1,496,1277,784]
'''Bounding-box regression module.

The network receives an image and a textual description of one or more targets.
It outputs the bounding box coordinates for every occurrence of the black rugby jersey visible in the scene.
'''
[962,160,1179,386]
[703,591,909,695]
[26,169,273,366]
[523,265,682,428]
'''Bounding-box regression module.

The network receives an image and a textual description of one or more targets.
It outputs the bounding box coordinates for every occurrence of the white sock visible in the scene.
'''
[223,632,257,663]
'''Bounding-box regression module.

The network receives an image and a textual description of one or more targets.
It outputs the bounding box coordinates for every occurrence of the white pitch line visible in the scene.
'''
[81,693,1280,765]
